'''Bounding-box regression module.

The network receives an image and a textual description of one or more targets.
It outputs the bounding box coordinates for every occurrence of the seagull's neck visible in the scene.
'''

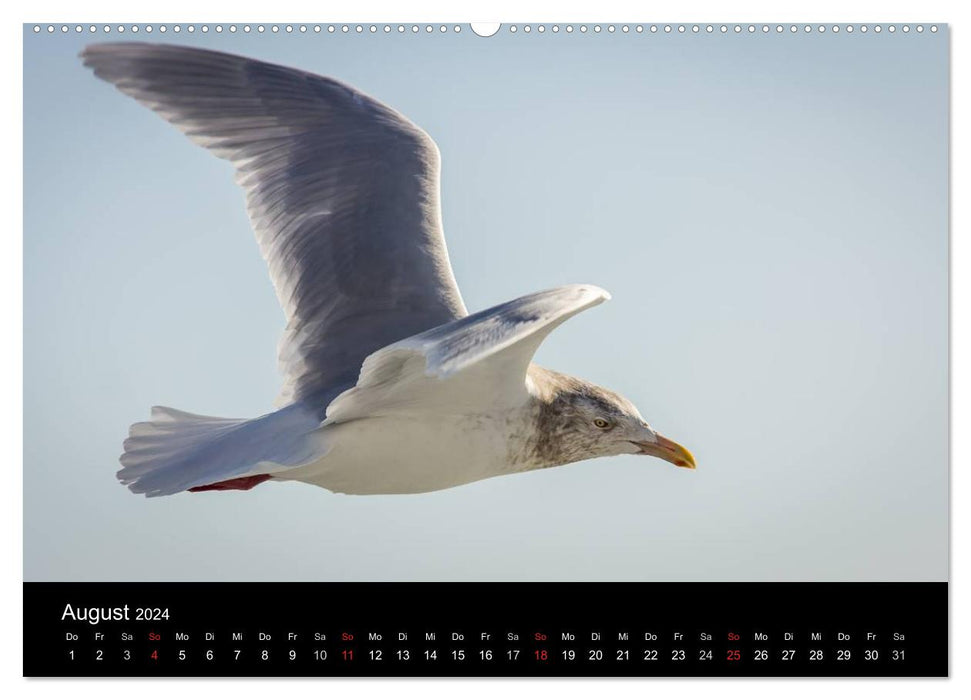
[512,365,599,471]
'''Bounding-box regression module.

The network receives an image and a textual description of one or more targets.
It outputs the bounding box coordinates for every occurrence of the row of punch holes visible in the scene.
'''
[32,23,940,36]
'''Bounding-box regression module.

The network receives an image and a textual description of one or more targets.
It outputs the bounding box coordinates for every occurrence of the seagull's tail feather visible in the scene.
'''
[118,403,326,497]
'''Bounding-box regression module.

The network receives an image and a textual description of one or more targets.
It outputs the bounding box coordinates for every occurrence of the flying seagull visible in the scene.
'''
[82,43,696,497]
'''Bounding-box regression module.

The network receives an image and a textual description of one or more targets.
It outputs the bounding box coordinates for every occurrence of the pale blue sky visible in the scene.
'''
[24,25,948,581]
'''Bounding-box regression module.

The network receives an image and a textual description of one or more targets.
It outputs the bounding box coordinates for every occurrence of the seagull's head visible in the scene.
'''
[530,369,696,470]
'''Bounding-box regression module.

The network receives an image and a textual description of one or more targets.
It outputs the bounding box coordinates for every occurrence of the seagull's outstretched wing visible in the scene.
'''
[82,43,467,407]
[325,285,610,422]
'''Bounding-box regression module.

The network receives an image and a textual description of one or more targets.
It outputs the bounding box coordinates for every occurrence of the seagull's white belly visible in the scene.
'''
[276,412,526,495]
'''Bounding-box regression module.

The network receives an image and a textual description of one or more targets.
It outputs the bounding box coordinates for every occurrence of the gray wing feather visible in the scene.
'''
[82,43,467,407]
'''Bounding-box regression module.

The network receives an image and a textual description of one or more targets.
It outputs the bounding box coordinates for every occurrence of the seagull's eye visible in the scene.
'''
[593,418,611,429]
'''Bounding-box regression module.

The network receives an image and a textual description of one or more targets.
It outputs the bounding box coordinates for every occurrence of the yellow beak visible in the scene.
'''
[633,433,696,469]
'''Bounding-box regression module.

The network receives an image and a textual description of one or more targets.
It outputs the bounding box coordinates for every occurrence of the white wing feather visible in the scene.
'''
[325,284,610,422]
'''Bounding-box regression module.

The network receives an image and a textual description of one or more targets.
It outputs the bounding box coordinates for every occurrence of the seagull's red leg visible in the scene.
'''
[188,474,273,493]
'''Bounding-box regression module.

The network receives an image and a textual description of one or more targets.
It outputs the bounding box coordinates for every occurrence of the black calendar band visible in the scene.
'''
[23,581,947,677]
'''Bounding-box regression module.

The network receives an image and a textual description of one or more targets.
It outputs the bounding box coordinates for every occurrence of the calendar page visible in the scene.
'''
[22,21,948,677]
